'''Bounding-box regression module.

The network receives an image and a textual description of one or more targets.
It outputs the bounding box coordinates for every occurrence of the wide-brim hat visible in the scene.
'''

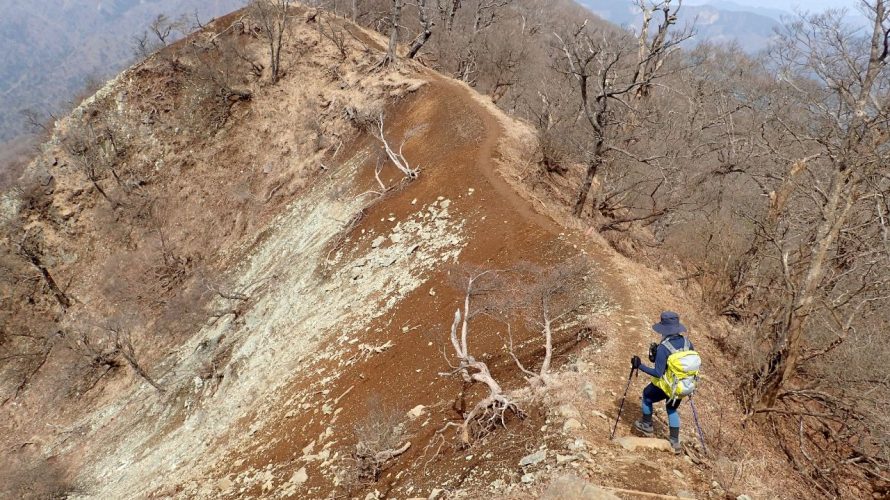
[652,311,687,336]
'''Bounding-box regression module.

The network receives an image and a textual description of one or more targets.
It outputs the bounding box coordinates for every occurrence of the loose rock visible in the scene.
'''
[408,405,427,419]
[563,418,583,432]
[539,475,620,499]
[520,449,547,467]
[290,467,308,485]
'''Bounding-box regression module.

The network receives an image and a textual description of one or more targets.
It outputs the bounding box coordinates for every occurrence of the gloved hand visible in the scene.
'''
[631,355,641,369]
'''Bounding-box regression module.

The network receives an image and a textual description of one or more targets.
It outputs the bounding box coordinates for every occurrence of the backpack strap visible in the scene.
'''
[661,335,688,354]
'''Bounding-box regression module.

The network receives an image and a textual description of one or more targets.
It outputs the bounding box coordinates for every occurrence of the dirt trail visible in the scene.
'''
[443,72,711,497]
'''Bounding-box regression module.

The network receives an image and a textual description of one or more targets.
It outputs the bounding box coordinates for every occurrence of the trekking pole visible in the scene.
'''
[688,396,707,454]
[610,366,637,440]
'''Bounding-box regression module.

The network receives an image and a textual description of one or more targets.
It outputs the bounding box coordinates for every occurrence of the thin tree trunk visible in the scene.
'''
[406,0,432,59]
[573,149,603,217]
[757,168,857,408]
[540,316,553,376]
[386,0,403,63]
[24,253,71,309]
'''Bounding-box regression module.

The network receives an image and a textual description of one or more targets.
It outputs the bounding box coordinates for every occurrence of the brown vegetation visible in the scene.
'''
[1,0,887,497]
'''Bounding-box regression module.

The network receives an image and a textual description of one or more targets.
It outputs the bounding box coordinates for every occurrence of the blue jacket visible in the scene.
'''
[639,335,693,379]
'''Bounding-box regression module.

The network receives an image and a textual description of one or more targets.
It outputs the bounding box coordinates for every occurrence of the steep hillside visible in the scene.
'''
[1,4,823,500]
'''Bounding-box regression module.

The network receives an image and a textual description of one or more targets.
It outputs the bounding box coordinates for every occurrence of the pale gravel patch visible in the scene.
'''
[62,158,467,498]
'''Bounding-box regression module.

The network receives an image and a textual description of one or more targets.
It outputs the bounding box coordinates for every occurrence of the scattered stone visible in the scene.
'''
[568,439,588,452]
[591,410,608,420]
[302,441,316,456]
[290,467,308,485]
[285,410,296,419]
[539,475,620,499]
[216,477,233,493]
[556,454,578,464]
[490,479,506,489]
[673,469,685,479]
[520,449,547,467]
[737,496,752,500]
[440,199,451,209]
[390,233,403,244]
[521,473,536,484]
[371,236,385,248]
[563,418,583,432]
[429,288,436,296]
[582,382,595,400]
[559,404,581,419]
[428,488,445,499]
[614,436,674,453]
[677,491,695,499]
[408,405,426,420]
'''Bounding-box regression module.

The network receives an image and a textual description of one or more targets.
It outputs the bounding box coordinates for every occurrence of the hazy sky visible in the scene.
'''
[685,0,862,11]
[686,0,859,11]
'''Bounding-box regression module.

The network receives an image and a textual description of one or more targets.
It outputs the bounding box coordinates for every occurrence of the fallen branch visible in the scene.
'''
[373,114,419,180]
[441,271,524,445]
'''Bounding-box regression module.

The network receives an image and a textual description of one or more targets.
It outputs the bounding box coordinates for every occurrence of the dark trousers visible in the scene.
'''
[641,383,681,427]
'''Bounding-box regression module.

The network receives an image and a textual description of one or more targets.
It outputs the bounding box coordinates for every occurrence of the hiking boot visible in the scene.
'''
[633,419,654,436]
[669,439,682,454]
[669,426,682,455]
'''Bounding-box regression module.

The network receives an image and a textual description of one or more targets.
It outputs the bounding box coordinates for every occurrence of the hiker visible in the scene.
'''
[630,311,698,454]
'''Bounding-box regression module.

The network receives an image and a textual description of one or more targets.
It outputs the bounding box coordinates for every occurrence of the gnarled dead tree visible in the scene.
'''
[70,316,164,393]
[372,113,420,179]
[555,0,691,217]
[441,270,523,445]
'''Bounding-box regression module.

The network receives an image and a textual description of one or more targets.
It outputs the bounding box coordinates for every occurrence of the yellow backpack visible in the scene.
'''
[652,337,701,402]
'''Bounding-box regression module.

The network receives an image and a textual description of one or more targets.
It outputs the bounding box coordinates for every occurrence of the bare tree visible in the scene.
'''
[371,114,420,179]
[62,119,127,208]
[406,0,434,59]
[317,16,350,60]
[249,0,292,83]
[347,401,411,484]
[183,38,254,131]
[70,316,164,393]
[9,227,72,310]
[555,1,691,217]
[508,258,591,387]
[441,270,523,445]
[743,0,890,411]
[380,0,404,67]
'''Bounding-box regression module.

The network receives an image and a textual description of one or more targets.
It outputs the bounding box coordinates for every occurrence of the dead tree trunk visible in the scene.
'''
[441,271,523,445]
[406,0,433,59]
[747,0,888,411]
[112,328,164,392]
[382,0,403,66]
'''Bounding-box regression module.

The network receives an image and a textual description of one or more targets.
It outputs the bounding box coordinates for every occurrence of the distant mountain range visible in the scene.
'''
[578,0,783,52]
[579,0,871,53]
[0,0,246,143]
